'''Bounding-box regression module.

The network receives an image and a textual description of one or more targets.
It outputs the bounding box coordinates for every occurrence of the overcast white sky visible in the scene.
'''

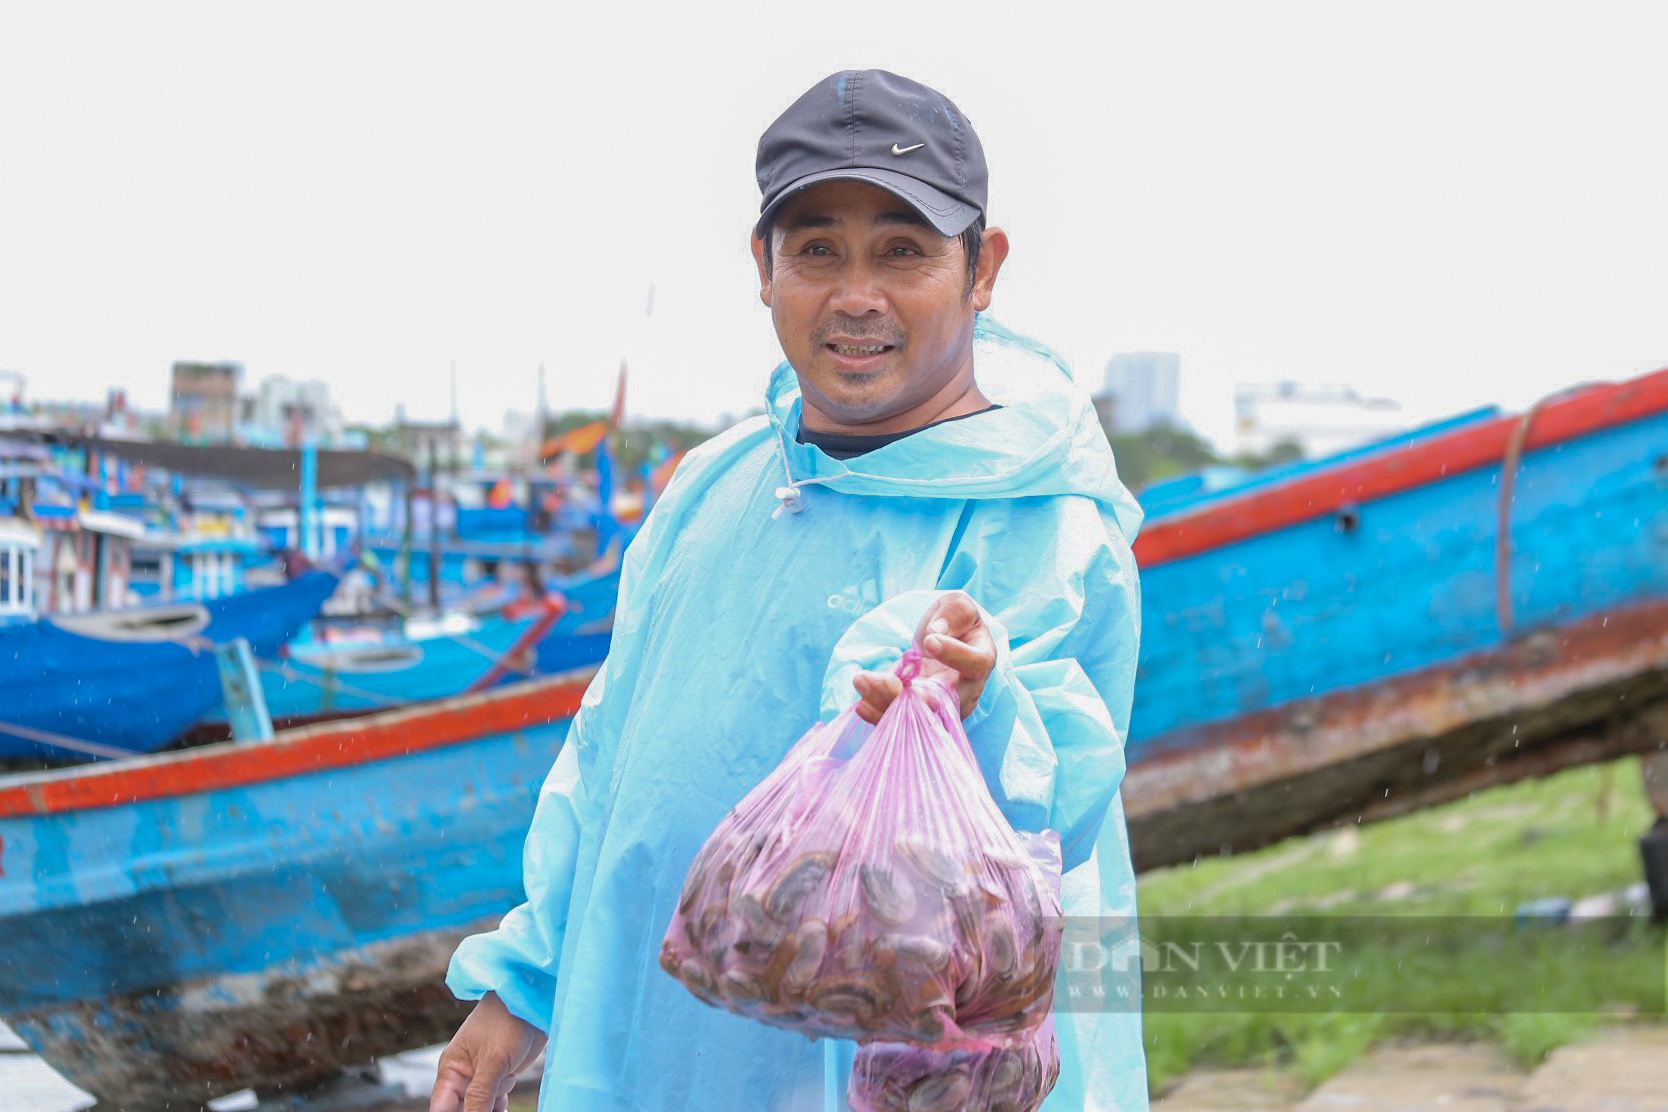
[2,1,1666,449]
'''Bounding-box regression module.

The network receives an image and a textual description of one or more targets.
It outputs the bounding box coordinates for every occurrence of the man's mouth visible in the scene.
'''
[829,342,893,357]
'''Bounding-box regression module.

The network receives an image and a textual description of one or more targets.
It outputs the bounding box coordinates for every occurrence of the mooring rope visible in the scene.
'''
[246,655,408,709]
[0,718,138,761]
[335,585,564,677]
[1495,382,1604,634]
[182,633,408,710]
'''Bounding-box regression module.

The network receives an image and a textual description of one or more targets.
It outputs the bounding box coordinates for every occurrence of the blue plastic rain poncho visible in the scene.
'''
[448,318,1148,1111]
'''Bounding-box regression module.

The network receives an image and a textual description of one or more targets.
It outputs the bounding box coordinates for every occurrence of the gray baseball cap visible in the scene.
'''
[755,69,987,238]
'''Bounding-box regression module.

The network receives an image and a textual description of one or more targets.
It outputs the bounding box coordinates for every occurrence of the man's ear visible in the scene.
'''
[750,232,773,307]
[969,227,1010,312]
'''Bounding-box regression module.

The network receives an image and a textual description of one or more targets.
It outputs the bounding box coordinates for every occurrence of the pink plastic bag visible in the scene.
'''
[660,649,1064,1044]
[848,1015,1061,1112]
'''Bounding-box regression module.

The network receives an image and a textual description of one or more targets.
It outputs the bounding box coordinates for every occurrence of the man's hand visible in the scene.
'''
[429,993,548,1112]
[853,592,996,724]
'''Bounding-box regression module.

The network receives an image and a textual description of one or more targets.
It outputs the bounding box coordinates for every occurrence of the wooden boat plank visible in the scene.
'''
[0,682,575,1106]
[0,673,590,819]
[1126,595,1668,870]
[7,922,478,1106]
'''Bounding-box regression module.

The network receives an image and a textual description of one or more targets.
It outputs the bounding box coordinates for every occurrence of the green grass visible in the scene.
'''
[1135,758,1667,1095]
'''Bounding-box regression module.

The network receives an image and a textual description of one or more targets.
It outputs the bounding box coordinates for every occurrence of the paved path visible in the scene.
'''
[21,1027,1662,1110]
[1294,1043,1522,1111]
[1512,1026,1668,1112]
[1151,1066,1307,1110]
[1153,1027,1668,1112]
[287,1028,1668,1110]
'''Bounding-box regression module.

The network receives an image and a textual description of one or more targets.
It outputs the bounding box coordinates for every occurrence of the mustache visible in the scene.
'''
[811,321,906,347]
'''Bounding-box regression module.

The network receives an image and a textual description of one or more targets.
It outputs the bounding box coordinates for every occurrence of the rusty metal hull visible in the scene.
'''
[1126,597,1668,871]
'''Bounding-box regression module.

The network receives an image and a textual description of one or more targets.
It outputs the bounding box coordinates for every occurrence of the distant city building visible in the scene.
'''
[1233,381,1408,459]
[170,361,242,443]
[1101,352,1183,434]
[388,413,464,471]
[502,409,543,464]
[21,398,108,433]
[102,389,145,437]
[0,369,24,419]
[0,380,154,438]
[238,376,345,448]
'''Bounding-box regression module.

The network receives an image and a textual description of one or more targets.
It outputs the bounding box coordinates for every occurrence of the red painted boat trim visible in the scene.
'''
[0,674,592,819]
[1132,368,1668,569]
[465,598,565,694]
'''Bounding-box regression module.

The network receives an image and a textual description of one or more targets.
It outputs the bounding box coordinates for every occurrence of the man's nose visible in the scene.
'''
[827,257,889,315]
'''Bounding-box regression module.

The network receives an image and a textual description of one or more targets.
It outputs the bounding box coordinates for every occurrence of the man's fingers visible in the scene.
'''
[464,1076,508,1112]
[853,671,901,724]
[429,1076,464,1112]
[431,997,544,1112]
[430,1059,478,1112]
[922,631,995,679]
[924,591,983,640]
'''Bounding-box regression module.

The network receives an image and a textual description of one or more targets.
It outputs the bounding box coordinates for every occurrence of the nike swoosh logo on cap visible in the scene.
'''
[891,142,925,155]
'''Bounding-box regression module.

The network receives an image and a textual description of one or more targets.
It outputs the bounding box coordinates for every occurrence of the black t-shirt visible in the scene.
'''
[796,405,1002,460]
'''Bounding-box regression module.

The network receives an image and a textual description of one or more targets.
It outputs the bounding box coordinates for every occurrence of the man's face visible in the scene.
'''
[752,181,1001,433]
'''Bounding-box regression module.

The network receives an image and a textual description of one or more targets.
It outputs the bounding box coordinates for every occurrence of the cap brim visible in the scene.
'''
[755,167,980,238]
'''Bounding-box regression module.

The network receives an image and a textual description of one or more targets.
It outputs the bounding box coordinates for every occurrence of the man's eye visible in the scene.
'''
[803,244,833,257]
[886,245,920,258]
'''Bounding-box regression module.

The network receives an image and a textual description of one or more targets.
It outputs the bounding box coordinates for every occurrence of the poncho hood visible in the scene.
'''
[763,316,1144,540]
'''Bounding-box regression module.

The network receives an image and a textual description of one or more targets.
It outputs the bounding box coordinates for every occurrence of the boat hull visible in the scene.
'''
[0,676,586,1106]
[256,566,617,717]
[0,571,340,759]
[1121,372,1668,867]
[8,924,478,1104]
[1130,394,1668,752]
[262,619,612,716]
[1125,595,1668,869]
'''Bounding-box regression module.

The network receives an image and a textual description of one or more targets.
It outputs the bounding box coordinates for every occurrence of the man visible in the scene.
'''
[432,69,1147,1112]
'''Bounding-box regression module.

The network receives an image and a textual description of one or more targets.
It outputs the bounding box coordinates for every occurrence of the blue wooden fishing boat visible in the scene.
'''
[257,612,611,718]
[254,566,620,719]
[359,532,592,593]
[1121,367,1668,867]
[0,674,589,1106]
[6,368,1668,1104]
[0,568,340,761]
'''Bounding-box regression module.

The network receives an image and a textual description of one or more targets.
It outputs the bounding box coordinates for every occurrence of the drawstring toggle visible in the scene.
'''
[772,485,805,519]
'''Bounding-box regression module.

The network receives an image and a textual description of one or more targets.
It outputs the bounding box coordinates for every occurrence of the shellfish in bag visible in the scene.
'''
[659,647,1065,1044]
[848,1014,1061,1112]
